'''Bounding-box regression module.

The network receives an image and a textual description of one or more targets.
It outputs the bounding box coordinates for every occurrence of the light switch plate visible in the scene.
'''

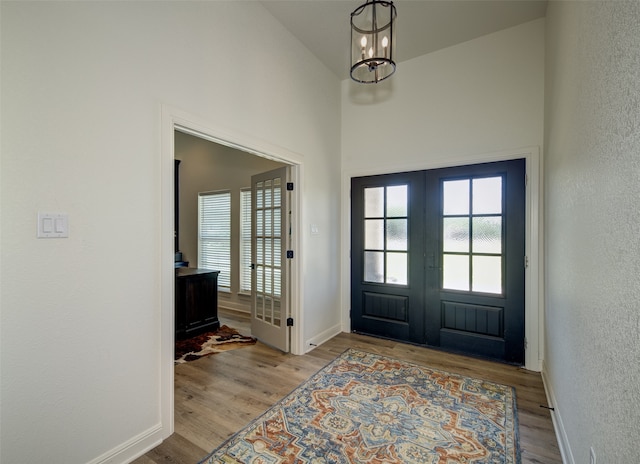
[37,213,69,238]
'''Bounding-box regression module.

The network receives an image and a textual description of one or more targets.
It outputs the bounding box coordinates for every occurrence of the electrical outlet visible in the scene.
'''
[590,447,596,464]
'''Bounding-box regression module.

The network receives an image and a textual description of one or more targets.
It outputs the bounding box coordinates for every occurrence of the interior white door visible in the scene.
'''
[251,166,290,352]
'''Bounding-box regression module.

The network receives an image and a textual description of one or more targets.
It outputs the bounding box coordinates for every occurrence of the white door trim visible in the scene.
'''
[160,104,304,439]
[341,146,543,372]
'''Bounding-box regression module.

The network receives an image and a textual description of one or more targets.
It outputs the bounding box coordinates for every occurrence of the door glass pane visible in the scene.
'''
[256,266,264,293]
[363,184,409,285]
[364,251,384,282]
[472,256,502,293]
[273,239,281,266]
[257,210,263,235]
[256,238,263,264]
[365,219,384,249]
[443,254,469,291]
[273,298,281,326]
[443,217,469,252]
[443,180,469,215]
[265,180,272,207]
[273,208,281,237]
[386,185,407,217]
[274,268,281,297]
[386,219,407,251]
[386,252,407,285]
[274,178,281,207]
[264,296,272,322]
[265,267,272,293]
[473,217,502,253]
[265,240,272,266]
[265,209,272,236]
[473,177,502,214]
[256,183,263,208]
[365,187,384,218]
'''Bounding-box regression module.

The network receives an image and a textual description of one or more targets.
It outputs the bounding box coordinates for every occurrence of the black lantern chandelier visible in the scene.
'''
[350,0,397,83]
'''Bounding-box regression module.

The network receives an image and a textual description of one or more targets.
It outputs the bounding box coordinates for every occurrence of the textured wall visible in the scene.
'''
[544,2,640,462]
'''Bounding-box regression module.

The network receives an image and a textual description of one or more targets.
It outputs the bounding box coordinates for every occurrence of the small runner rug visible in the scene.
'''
[175,325,256,363]
[200,348,520,463]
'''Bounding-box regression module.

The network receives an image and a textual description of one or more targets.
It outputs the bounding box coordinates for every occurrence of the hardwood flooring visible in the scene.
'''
[134,309,562,464]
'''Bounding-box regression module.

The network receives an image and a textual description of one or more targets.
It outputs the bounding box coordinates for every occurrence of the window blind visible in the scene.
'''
[198,191,231,289]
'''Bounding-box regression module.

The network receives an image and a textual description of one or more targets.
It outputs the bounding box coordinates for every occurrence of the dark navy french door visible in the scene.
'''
[351,159,526,364]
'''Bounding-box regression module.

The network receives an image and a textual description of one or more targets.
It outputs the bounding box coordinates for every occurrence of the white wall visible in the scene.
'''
[342,19,544,173]
[0,2,341,463]
[544,2,640,463]
[340,19,545,367]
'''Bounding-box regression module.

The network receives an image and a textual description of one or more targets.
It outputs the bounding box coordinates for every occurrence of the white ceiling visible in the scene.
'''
[260,0,548,80]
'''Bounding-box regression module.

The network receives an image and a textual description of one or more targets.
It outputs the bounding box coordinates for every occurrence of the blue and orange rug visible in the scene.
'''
[201,348,520,463]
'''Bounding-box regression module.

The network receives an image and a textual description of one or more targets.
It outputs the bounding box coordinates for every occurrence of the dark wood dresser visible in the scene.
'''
[175,268,220,340]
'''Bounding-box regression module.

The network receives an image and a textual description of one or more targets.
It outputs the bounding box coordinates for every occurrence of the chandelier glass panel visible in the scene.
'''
[350,0,397,83]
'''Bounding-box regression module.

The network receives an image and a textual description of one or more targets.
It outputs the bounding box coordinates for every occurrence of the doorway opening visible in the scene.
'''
[351,159,526,364]
[160,105,304,438]
[174,132,294,351]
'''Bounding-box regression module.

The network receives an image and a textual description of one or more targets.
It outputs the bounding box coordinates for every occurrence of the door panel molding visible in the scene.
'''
[441,301,504,337]
[363,292,409,322]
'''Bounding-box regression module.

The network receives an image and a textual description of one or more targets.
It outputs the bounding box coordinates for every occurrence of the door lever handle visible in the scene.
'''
[427,253,437,269]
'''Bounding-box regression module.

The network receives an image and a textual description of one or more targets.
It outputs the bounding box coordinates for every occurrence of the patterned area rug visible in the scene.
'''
[201,348,520,463]
[175,325,256,363]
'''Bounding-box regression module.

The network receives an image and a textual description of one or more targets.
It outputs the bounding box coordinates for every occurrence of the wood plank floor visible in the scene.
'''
[134,309,562,464]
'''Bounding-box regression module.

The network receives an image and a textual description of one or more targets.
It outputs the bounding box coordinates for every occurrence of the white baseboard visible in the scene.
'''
[541,361,574,464]
[218,304,250,314]
[217,302,250,313]
[305,323,342,353]
[87,423,164,464]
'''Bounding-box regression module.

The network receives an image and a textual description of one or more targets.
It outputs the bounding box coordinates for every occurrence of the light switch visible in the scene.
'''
[310,224,319,235]
[42,217,54,233]
[38,213,69,238]
[54,217,65,233]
